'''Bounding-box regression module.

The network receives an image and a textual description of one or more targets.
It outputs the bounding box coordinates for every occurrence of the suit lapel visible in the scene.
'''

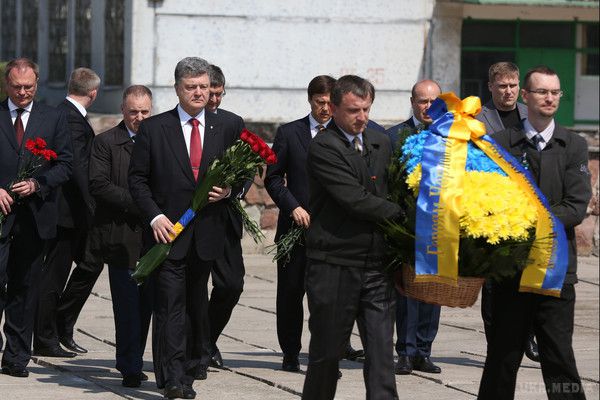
[163,108,196,184]
[24,102,45,143]
[199,112,221,182]
[297,116,311,152]
[0,100,18,152]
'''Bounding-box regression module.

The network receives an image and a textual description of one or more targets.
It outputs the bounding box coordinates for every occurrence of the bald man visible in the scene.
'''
[386,79,444,375]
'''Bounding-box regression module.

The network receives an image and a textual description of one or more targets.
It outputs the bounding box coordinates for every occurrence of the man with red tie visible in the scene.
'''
[129,57,243,399]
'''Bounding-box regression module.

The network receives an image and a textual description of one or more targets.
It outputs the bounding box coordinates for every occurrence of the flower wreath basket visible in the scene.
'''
[383,93,569,307]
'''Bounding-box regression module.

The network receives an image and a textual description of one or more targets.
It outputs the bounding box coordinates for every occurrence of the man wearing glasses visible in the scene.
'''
[478,66,591,400]
[476,62,540,363]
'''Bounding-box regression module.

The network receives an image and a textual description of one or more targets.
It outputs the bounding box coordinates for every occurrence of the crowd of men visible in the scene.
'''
[0,56,592,400]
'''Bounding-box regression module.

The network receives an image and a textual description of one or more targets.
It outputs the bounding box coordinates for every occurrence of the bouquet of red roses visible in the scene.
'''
[0,137,57,231]
[132,128,277,284]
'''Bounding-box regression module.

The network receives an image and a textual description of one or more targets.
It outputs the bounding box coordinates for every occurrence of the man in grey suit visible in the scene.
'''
[476,61,538,363]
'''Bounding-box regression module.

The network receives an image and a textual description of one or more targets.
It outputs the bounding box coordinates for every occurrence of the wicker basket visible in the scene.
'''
[396,265,485,308]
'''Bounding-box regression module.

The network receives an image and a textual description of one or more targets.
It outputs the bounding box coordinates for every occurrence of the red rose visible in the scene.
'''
[266,154,277,165]
[35,137,47,149]
[251,143,261,153]
[25,139,36,152]
[240,129,250,141]
[260,148,269,159]
[41,149,57,161]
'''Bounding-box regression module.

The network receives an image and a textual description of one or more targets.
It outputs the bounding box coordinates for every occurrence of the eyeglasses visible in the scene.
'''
[526,89,563,97]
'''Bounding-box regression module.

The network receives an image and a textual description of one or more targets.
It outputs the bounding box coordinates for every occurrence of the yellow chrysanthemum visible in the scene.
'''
[405,166,537,244]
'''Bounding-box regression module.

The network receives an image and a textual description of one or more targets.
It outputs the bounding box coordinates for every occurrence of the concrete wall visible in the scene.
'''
[130,0,437,125]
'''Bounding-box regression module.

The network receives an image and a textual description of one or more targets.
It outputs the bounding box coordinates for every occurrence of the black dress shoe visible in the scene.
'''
[140,372,149,381]
[164,383,184,399]
[395,355,413,375]
[60,337,88,354]
[209,347,224,369]
[122,374,142,388]
[525,335,540,362]
[182,384,197,399]
[337,370,342,379]
[1,366,29,378]
[281,354,300,372]
[343,345,365,361]
[412,356,441,373]
[194,365,207,380]
[34,345,77,358]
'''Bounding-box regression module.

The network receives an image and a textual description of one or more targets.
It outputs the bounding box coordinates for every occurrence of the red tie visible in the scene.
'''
[14,108,25,146]
[189,118,202,181]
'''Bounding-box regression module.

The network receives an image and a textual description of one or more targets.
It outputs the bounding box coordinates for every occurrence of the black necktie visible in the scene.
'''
[316,124,326,133]
[14,108,25,146]
[531,134,544,152]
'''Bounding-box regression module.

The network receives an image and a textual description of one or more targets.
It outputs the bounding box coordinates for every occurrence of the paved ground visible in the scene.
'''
[1,255,598,400]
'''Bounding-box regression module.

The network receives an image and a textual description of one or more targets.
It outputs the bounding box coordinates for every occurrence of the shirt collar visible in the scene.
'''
[339,127,363,145]
[177,104,205,127]
[523,118,554,144]
[66,96,87,117]
[8,98,33,113]
[308,113,331,131]
[126,127,137,139]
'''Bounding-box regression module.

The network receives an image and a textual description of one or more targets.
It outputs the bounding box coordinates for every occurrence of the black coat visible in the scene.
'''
[55,99,96,229]
[492,124,592,284]
[385,117,416,150]
[128,107,243,261]
[0,100,72,239]
[85,121,142,268]
[264,116,311,241]
[305,122,401,268]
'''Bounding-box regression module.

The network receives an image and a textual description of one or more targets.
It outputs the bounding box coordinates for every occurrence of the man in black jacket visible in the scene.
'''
[386,79,444,376]
[478,66,591,400]
[34,67,100,358]
[84,85,153,388]
[301,75,402,400]
[0,58,72,378]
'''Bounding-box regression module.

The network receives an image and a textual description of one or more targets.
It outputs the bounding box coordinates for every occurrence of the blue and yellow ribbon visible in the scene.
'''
[169,208,196,241]
[414,92,568,297]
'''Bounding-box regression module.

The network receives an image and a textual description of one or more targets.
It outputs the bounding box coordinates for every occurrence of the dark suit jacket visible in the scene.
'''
[55,99,96,228]
[128,107,242,261]
[264,116,311,241]
[305,122,401,267]
[492,124,591,284]
[214,108,248,239]
[386,117,416,150]
[367,119,386,133]
[0,100,72,239]
[85,121,142,268]
[476,100,527,134]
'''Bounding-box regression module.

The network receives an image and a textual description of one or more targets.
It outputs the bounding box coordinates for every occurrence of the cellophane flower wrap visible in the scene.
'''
[132,128,277,284]
[384,93,568,297]
[0,137,57,231]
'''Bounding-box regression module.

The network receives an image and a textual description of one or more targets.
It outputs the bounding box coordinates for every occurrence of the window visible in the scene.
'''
[0,0,16,60]
[462,20,516,48]
[74,0,91,68]
[461,51,515,103]
[520,22,574,48]
[104,0,124,85]
[581,24,599,76]
[48,0,68,83]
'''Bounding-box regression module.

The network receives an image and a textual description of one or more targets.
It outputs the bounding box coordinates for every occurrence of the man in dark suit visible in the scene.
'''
[129,57,243,399]
[195,65,247,376]
[0,58,72,377]
[85,85,154,388]
[475,62,538,363]
[265,75,363,373]
[33,68,100,358]
[478,66,591,400]
[386,79,444,376]
[301,75,402,400]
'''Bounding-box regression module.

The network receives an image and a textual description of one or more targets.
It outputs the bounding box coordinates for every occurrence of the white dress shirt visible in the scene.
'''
[177,105,205,156]
[66,96,87,117]
[308,114,331,138]
[8,98,33,130]
[523,118,555,151]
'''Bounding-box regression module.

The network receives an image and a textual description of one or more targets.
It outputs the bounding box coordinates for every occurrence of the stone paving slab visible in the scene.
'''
[0,255,598,399]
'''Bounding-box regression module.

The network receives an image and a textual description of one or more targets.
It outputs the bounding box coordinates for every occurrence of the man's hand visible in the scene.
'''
[208,186,231,203]
[291,206,310,228]
[151,215,176,243]
[0,188,14,215]
[10,179,36,198]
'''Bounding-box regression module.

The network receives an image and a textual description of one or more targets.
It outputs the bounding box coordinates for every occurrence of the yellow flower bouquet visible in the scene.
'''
[383,93,568,306]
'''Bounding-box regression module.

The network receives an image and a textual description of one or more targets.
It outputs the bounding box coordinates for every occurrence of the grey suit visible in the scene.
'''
[476,100,527,134]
